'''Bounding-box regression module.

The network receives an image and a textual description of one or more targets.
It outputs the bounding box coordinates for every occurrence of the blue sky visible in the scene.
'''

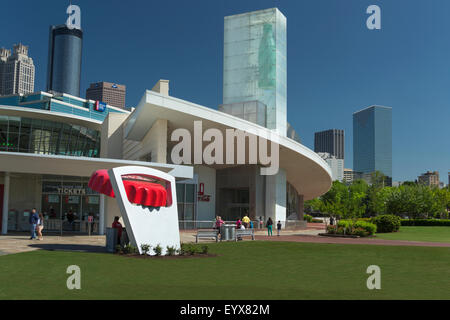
[1,0,449,183]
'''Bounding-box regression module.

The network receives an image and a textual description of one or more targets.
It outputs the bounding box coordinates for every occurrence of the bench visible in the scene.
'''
[196,229,219,243]
[235,229,255,241]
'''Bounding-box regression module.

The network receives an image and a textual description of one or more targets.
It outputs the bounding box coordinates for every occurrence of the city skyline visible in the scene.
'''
[0,0,449,182]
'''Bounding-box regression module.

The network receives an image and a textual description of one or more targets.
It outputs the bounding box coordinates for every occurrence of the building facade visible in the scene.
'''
[1,8,332,236]
[418,171,440,187]
[353,105,392,185]
[314,129,344,159]
[47,25,83,97]
[86,82,126,110]
[318,152,344,182]
[0,44,35,96]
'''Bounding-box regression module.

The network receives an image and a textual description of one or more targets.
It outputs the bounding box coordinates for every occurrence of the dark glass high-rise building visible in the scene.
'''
[353,106,392,182]
[314,129,344,159]
[46,25,83,97]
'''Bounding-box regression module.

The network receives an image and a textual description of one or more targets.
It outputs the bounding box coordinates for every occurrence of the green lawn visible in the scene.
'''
[0,241,449,300]
[375,226,450,243]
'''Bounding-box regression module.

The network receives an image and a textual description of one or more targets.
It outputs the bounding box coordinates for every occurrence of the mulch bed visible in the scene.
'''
[116,253,219,259]
[318,233,360,238]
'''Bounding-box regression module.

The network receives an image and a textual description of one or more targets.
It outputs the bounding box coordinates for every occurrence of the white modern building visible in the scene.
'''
[318,152,344,182]
[0,8,332,235]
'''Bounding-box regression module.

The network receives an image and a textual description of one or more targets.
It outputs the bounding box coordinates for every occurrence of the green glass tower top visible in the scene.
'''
[223,8,287,136]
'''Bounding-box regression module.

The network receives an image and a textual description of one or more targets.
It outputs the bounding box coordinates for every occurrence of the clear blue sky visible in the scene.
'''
[1,0,449,183]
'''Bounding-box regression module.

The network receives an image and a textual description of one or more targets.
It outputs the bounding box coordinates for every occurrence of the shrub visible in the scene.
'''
[400,219,450,226]
[187,245,198,255]
[371,215,401,233]
[304,214,313,222]
[311,218,323,223]
[337,220,353,234]
[353,227,369,237]
[166,245,177,256]
[326,225,337,234]
[201,245,209,254]
[354,220,376,235]
[122,243,137,254]
[140,244,151,255]
[332,220,376,236]
[179,243,188,255]
[153,244,162,256]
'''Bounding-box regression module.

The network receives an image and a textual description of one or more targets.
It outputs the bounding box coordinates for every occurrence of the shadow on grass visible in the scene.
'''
[28,243,107,253]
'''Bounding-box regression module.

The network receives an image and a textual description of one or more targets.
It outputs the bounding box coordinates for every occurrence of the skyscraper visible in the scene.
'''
[222,8,287,136]
[353,105,392,184]
[0,44,35,95]
[86,82,126,109]
[47,25,83,97]
[314,129,344,159]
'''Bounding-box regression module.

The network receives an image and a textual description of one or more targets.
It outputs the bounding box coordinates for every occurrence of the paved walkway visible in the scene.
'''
[1,225,447,256]
[0,233,106,255]
[255,234,450,247]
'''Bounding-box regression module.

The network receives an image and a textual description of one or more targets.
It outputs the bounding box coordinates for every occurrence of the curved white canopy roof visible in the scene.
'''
[125,91,332,200]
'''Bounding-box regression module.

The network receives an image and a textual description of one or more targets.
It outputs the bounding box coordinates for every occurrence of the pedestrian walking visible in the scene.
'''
[266,217,273,236]
[37,213,44,240]
[29,208,39,240]
[215,216,225,239]
[259,216,263,229]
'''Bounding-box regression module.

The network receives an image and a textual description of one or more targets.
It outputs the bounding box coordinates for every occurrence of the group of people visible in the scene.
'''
[265,217,282,237]
[29,208,44,240]
[214,215,283,237]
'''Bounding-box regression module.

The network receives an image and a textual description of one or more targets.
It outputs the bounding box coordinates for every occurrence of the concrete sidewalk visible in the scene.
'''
[0,233,106,255]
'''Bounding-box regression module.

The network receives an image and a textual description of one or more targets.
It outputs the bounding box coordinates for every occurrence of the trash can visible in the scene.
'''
[106,227,118,253]
[221,224,236,241]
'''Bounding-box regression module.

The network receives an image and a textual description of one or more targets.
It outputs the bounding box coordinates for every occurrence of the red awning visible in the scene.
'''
[88,169,167,207]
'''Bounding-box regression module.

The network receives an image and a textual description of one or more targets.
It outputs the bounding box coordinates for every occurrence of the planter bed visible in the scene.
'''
[318,233,361,238]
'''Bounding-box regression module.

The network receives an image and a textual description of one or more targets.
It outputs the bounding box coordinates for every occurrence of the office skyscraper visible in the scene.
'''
[314,129,344,159]
[47,25,83,97]
[0,44,35,95]
[86,82,126,109]
[222,8,287,136]
[353,105,392,183]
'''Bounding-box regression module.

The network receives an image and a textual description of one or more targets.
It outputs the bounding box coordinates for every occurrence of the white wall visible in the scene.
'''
[123,119,167,163]
[265,168,287,225]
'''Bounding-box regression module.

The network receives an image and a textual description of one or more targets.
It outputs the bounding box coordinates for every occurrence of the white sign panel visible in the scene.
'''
[108,166,181,255]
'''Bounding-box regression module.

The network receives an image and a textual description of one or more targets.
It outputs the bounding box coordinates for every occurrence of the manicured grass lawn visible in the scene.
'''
[0,241,449,300]
[375,226,450,243]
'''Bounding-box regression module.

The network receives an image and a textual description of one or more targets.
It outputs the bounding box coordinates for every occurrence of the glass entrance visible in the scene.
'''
[176,179,198,229]
[41,176,100,234]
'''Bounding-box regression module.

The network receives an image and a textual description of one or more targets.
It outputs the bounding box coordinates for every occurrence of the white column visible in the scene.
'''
[2,172,10,235]
[265,169,286,226]
[99,194,105,235]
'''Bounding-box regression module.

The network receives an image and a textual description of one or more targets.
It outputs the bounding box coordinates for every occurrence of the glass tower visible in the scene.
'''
[353,106,392,180]
[223,8,287,135]
[47,25,83,97]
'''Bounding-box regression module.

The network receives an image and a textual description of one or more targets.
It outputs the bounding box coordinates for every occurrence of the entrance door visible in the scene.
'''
[0,185,3,232]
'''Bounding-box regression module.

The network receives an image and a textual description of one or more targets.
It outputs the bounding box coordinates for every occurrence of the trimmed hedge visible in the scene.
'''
[401,219,450,226]
[371,215,401,233]
[333,220,377,236]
